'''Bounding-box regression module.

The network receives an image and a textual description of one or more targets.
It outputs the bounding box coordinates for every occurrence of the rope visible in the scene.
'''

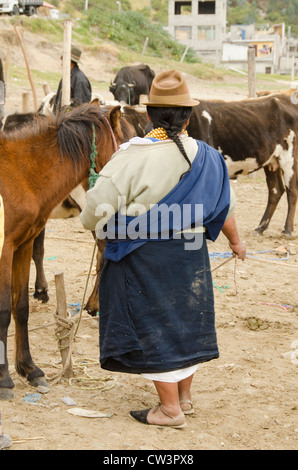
[44,357,117,391]
[54,311,76,350]
[103,116,118,153]
[211,256,234,272]
[74,239,97,338]
[88,118,118,189]
[210,250,298,269]
[88,124,99,189]
[47,311,76,385]
[68,358,117,391]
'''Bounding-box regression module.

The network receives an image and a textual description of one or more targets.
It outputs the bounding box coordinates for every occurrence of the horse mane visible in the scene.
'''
[0,103,111,167]
[55,103,108,165]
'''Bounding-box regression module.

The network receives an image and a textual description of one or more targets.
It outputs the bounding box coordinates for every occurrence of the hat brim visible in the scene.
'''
[141,98,200,107]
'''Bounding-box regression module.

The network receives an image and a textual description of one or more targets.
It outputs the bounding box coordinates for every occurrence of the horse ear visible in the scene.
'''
[109,105,122,130]
[90,98,101,108]
[90,98,101,107]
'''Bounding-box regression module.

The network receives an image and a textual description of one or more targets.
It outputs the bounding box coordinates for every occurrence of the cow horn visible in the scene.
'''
[128,81,136,88]
[110,81,116,86]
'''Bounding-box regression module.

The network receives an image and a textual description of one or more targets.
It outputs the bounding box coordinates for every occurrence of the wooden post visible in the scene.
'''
[142,37,149,55]
[248,45,256,98]
[54,271,74,378]
[291,55,295,82]
[22,91,30,113]
[180,45,189,63]
[42,82,50,96]
[14,26,38,111]
[61,20,72,108]
[4,50,10,99]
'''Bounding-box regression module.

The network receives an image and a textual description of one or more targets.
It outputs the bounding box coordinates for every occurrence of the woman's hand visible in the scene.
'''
[221,215,246,261]
[229,240,246,261]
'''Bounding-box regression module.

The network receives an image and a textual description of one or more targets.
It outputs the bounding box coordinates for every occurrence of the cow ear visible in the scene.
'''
[109,105,122,130]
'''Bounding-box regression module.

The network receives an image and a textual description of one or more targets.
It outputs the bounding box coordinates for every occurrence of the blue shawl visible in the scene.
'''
[104,140,230,262]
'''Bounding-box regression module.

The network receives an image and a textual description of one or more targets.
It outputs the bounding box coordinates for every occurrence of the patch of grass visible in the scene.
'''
[81,8,197,63]
[8,63,61,89]
[12,17,64,42]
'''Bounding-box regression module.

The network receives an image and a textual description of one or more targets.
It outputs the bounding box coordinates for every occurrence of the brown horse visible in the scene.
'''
[0,103,134,400]
[1,103,144,310]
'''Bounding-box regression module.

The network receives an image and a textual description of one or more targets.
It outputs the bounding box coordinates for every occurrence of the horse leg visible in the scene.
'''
[84,270,99,316]
[12,242,48,388]
[32,228,49,303]
[255,166,285,234]
[0,246,15,400]
[0,302,14,400]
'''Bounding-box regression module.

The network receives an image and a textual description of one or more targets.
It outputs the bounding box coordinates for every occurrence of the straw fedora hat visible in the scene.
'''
[142,70,199,107]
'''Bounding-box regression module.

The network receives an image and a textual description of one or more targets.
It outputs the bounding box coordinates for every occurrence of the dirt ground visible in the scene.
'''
[0,19,297,451]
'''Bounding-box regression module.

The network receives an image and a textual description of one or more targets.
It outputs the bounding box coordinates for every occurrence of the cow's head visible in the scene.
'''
[109,81,136,105]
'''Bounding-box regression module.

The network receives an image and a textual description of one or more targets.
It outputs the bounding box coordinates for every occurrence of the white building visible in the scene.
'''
[222,23,286,73]
[167,0,227,56]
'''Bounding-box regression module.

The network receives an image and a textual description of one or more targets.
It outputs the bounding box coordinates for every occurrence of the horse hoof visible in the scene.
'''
[84,305,98,317]
[33,289,49,303]
[86,309,99,317]
[254,227,265,236]
[282,230,292,238]
[0,387,14,401]
[29,376,50,390]
[252,230,262,237]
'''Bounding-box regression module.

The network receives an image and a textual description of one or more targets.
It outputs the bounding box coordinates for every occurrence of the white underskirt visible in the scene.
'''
[141,364,199,383]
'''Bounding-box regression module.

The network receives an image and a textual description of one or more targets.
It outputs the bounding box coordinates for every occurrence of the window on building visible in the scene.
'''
[175,1,192,15]
[198,1,216,14]
[175,26,192,40]
[197,25,216,40]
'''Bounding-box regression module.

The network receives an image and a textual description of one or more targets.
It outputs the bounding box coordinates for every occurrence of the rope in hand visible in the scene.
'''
[211,254,240,301]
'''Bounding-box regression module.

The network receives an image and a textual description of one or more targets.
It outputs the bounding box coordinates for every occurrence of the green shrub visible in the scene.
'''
[82,9,197,62]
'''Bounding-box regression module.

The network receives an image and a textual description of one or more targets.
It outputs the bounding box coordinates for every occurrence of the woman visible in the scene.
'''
[80,70,246,429]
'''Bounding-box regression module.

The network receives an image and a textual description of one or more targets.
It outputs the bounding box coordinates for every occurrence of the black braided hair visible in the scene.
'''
[147,106,193,179]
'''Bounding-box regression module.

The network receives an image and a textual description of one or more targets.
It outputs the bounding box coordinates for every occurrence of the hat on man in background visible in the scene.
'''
[71,45,82,64]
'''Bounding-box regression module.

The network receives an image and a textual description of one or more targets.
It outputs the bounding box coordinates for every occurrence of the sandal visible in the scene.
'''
[130,404,187,428]
[180,400,194,415]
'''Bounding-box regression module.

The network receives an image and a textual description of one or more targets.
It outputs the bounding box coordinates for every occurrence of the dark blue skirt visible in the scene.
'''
[99,234,219,374]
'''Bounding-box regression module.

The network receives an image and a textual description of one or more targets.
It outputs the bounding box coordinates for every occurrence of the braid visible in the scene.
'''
[147,106,192,179]
[165,126,192,180]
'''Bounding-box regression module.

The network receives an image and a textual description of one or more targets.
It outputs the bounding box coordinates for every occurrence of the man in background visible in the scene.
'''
[53,45,92,114]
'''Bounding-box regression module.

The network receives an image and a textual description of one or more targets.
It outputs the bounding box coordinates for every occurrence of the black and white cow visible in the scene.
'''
[187,93,298,236]
[109,64,155,106]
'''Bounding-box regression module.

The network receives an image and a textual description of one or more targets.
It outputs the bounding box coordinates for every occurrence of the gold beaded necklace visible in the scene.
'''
[145,127,188,141]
